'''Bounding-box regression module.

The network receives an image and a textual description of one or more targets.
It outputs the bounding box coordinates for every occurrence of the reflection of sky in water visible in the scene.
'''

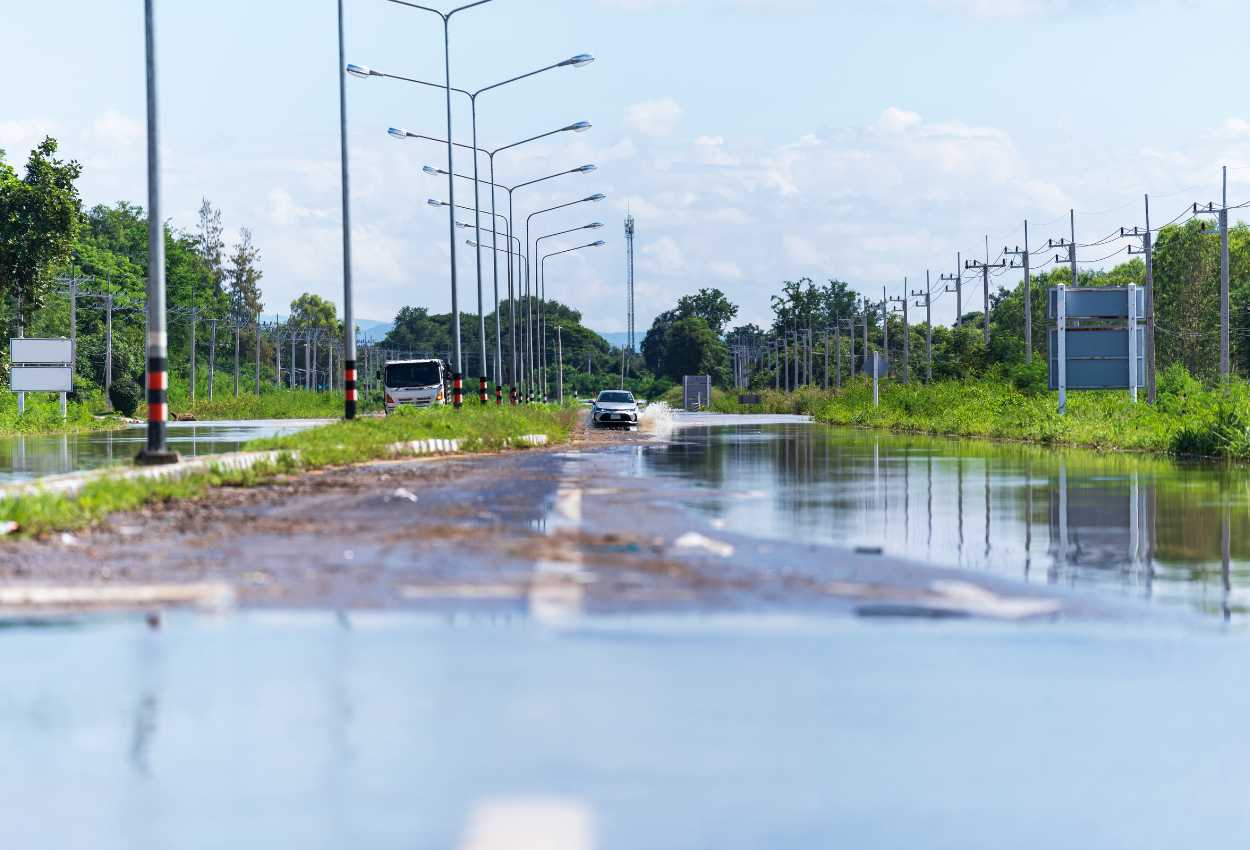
[0,421,320,483]
[8,612,1250,849]
[642,424,1250,619]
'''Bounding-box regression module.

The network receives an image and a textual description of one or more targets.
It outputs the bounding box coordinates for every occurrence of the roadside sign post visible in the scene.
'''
[872,352,880,408]
[1049,285,1144,415]
[10,338,73,420]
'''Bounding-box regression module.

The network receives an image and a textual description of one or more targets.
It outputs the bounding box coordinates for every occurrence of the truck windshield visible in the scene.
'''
[386,362,442,388]
[597,391,634,404]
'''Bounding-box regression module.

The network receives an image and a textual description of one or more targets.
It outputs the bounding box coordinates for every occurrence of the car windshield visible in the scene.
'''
[597,391,634,404]
[386,362,442,388]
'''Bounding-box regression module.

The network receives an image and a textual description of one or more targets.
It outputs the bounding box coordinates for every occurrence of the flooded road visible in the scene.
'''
[4,610,1250,850]
[652,417,1249,619]
[0,419,329,483]
[5,416,1250,848]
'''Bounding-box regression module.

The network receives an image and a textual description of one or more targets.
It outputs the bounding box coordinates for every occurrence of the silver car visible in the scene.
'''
[591,390,639,427]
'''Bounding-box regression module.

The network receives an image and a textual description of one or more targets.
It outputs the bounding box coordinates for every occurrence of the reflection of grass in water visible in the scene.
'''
[688,366,1250,461]
[0,404,577,537]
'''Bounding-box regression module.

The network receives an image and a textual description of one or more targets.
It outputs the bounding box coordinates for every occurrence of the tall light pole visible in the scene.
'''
[535,223,604,397]
[540,240,608,401]
[137,0,177,465]
[426,165,602,398]
[337,0,357,419]
[390,119,592,390]
[350,55,592,399]
[368,0,499,385]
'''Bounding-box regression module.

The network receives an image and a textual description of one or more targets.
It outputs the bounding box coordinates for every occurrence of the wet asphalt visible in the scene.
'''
[0,415,1152,622]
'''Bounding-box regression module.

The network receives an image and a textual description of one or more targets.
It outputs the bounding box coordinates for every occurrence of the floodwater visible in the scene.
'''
[648,419,1250,619]
[6,418,1250,847]
[4,611,1250,849]
[0,419,328,484]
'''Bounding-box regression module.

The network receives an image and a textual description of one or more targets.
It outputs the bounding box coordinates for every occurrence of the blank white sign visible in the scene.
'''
[11,338,72,364]
[11,366,72,392]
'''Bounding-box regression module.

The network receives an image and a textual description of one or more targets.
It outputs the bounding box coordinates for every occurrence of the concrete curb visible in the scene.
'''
[0,450,295,501]
[1,434,551,502]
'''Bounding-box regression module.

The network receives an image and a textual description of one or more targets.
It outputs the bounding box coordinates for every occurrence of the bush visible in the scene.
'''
[109,371,142,417]
[1006,359,1049,397]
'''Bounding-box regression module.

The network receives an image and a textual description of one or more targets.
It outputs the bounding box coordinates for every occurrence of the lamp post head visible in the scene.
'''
[586,222,604,229]
[422,165,441,176]
[575,164,597,174]
[591,240,606,247]
[427,198,444,207]
[561,54,595,68]
[345,64,375,79]
[585,193,606,203]
[388,127,412,139]
[466,240,480,248]
[565,121,592,133]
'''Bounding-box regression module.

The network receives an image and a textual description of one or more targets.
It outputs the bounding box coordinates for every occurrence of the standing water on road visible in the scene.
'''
[0,419,327,484]
[646,418,1250,619]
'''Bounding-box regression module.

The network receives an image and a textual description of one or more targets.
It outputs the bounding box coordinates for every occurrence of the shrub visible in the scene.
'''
[109,371,142,417]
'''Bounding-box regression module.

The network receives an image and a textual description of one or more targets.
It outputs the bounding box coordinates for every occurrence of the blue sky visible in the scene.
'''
[5,0,1249,334]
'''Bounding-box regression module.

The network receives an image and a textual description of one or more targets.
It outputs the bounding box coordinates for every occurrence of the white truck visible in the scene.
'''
[383,358,450,413]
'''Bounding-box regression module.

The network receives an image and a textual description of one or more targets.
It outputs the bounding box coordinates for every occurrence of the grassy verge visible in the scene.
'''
[160,388,378,422]
[0,404,577,537]
[0,389,131,436]
[682,366,1250,459]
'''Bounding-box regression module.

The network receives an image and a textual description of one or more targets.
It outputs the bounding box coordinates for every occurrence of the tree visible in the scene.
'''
[225,227,264,320]
[0,137,83,329]
[675,287,738,335]
[288,292,338,333]
[660,316,729,384]
[195,198,225,301]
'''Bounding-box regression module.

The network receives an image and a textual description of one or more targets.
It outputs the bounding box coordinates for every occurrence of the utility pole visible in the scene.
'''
[940,253,962,327]
[208,319,217,399]
[1049,209,1079,291]
[625,214,636,353]
[1122,196,1158,402]
[965,237,1006,350]
[1194,166,1232,380]
[556,325,564,403]
[254,313,261,395]
[846,316,857,378]
[189,305,197,401]
[881,287,890,377]
[1003,220,1033,363]
[834,318,842,388]
[912,271,932,383]
[887,278,909,384]
[104,294,113,397]
[823,330,829,390]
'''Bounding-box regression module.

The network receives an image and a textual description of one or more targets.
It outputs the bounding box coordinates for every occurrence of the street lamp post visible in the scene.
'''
[426,165,602,399]
[540,240,607,399]
[336,0,357,419]
[391,120,592,393]
[351,54,593,401]
[137,0,178,465]
[362,0,500,387]
[535,223,604,398]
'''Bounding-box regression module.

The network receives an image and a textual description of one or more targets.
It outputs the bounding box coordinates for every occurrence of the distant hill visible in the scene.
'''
[595,331,632,349]
[355,319,394,340]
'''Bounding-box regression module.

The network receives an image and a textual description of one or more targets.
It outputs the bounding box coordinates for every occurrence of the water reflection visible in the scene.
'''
[0,421,319,484]
[644,424,1250,618]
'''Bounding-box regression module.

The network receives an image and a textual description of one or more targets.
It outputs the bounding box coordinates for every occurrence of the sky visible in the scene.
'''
[6,0,1250,338]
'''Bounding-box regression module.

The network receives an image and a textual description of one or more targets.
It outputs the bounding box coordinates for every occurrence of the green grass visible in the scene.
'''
[0,403,577,537]
[0,388,130,436]
[247,403,577,467]
[689,366,1250,460]
[161,388,376,422]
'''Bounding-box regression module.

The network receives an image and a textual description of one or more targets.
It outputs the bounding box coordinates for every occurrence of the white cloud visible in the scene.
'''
[641,236,685,275]
[625,98,684,137]
[709,260,745,281]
